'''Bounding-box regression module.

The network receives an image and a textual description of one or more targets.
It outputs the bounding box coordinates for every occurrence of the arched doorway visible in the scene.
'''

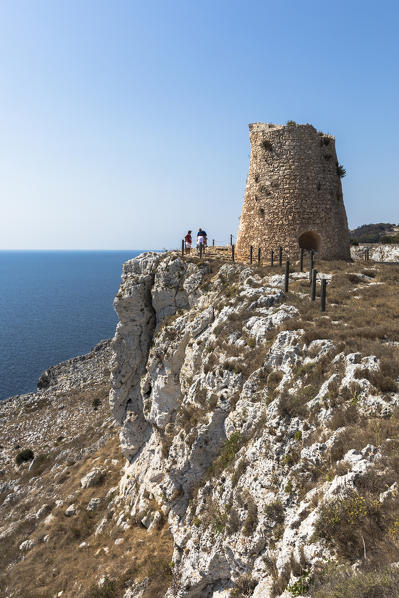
[298,231,321,252]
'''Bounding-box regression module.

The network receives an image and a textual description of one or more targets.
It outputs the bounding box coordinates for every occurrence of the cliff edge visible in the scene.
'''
[109,251,399,597]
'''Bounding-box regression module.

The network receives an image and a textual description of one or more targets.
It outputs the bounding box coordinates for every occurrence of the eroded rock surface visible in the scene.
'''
[110,252,399,597]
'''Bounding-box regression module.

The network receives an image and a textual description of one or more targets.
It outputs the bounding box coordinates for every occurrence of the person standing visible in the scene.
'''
[197,228,207,249]
[185,230,192,253]
[197,230,204,252]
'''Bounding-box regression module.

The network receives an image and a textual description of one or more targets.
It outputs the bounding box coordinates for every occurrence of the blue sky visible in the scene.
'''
[0,0,398,249]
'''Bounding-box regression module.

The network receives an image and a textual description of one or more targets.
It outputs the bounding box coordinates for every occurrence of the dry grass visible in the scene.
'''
[0,435,174,598]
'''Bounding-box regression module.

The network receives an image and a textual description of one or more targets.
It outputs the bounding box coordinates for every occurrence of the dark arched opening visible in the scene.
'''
[298,231,321,253]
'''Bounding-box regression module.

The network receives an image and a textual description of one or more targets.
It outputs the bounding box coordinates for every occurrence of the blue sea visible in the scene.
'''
[0,250,145,401]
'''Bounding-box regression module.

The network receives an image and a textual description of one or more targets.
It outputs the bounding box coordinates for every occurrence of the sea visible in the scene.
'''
[0,250,146,401]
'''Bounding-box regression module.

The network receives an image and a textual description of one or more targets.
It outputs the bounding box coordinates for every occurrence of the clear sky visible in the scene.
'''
[0,0,398,249]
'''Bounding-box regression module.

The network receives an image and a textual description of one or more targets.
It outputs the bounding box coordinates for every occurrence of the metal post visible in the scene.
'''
[181,240,185,257]
[320,279,327,312]
[309,250,314,281]
[284,260,290,292]
[199,244,203,259]
[270,249,274,267]
[230,234,233,246]
[311,269,318,301]
[300,248,304,272]
[232,244,235,262]
[212,239,215,247]
[257,247,261,265]
[279,246,283,267]
[250,245,253,264]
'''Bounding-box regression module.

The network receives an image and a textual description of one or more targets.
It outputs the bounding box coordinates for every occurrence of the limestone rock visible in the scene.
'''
[80,468,106,489]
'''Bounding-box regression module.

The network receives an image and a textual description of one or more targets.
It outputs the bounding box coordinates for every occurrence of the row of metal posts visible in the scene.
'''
[231,244,327,312]
[181,237,328,312]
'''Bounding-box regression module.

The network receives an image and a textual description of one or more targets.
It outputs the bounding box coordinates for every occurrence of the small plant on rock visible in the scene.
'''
[15,449,34,466]
[92,398,101,410]
[287,570,313,596]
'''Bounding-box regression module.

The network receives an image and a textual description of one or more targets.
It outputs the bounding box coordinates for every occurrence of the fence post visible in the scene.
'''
[309,250,314,281]
[181,240,185,257]
[232,244,235,262]
[250,245,253,264]
[212,239,215,247]
[279,246,283,267]
[199,244,203,259]
[271,249,274,267]
[230,234,233,246]
[311,268,318,301]
[320,279,327,312]
[284,260,290,292]
[257,247,261,265]
[300,248,304,272]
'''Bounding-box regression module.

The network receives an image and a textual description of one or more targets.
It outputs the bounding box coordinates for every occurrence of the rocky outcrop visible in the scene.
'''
[37,339,111,391]
[110,252,399,597]
[351,243,399,262]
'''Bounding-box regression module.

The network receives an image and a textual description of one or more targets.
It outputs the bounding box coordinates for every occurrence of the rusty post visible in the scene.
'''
[311,268,318,301]
[284,260,290,292]
[320,278,327,312]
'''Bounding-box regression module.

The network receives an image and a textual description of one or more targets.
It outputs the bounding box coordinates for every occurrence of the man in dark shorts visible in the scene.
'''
[197,228,207,248]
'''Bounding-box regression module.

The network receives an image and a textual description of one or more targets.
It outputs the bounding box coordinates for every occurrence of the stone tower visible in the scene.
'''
[236,123,351,261]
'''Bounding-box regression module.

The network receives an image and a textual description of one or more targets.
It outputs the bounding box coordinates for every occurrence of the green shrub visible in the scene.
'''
[314,492,384,560]
[207,432,242,478]
[242,494,258,536]
[92,398,101,410]
[381,234,399,244]
[85,577,117,598]
[337,163,346,178]
[286,120,297,126]
[312,565,399,598]
[15,449,34,466]
[264,500,284,523]
[287,570,313,596]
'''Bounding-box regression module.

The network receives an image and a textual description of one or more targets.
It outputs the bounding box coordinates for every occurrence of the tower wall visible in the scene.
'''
[236,123,351,261]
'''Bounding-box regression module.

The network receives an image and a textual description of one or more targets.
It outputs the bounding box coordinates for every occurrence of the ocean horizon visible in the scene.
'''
[0,250,153,401]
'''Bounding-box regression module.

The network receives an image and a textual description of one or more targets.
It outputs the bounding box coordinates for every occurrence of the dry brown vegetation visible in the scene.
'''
[0,435,173,598]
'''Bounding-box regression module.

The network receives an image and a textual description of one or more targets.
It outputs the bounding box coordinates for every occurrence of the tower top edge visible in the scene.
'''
[248,122,334,138]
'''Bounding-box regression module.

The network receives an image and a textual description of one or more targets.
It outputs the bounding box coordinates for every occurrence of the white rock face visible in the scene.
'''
[19,539,36,551]
[109,252,397,598]
[351,244,399,262]
[87,497,101,511]
[64,503,78,517]
[80,468,106,489]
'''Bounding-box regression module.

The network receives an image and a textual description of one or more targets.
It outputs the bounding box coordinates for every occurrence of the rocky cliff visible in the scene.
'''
[2,251,399,598]
[109,251,399,597]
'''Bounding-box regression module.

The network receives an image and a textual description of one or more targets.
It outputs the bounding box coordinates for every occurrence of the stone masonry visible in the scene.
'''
[236,122,351,261]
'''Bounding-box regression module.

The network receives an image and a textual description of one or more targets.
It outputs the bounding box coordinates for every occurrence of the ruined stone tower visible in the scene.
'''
[236,123,351,261]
